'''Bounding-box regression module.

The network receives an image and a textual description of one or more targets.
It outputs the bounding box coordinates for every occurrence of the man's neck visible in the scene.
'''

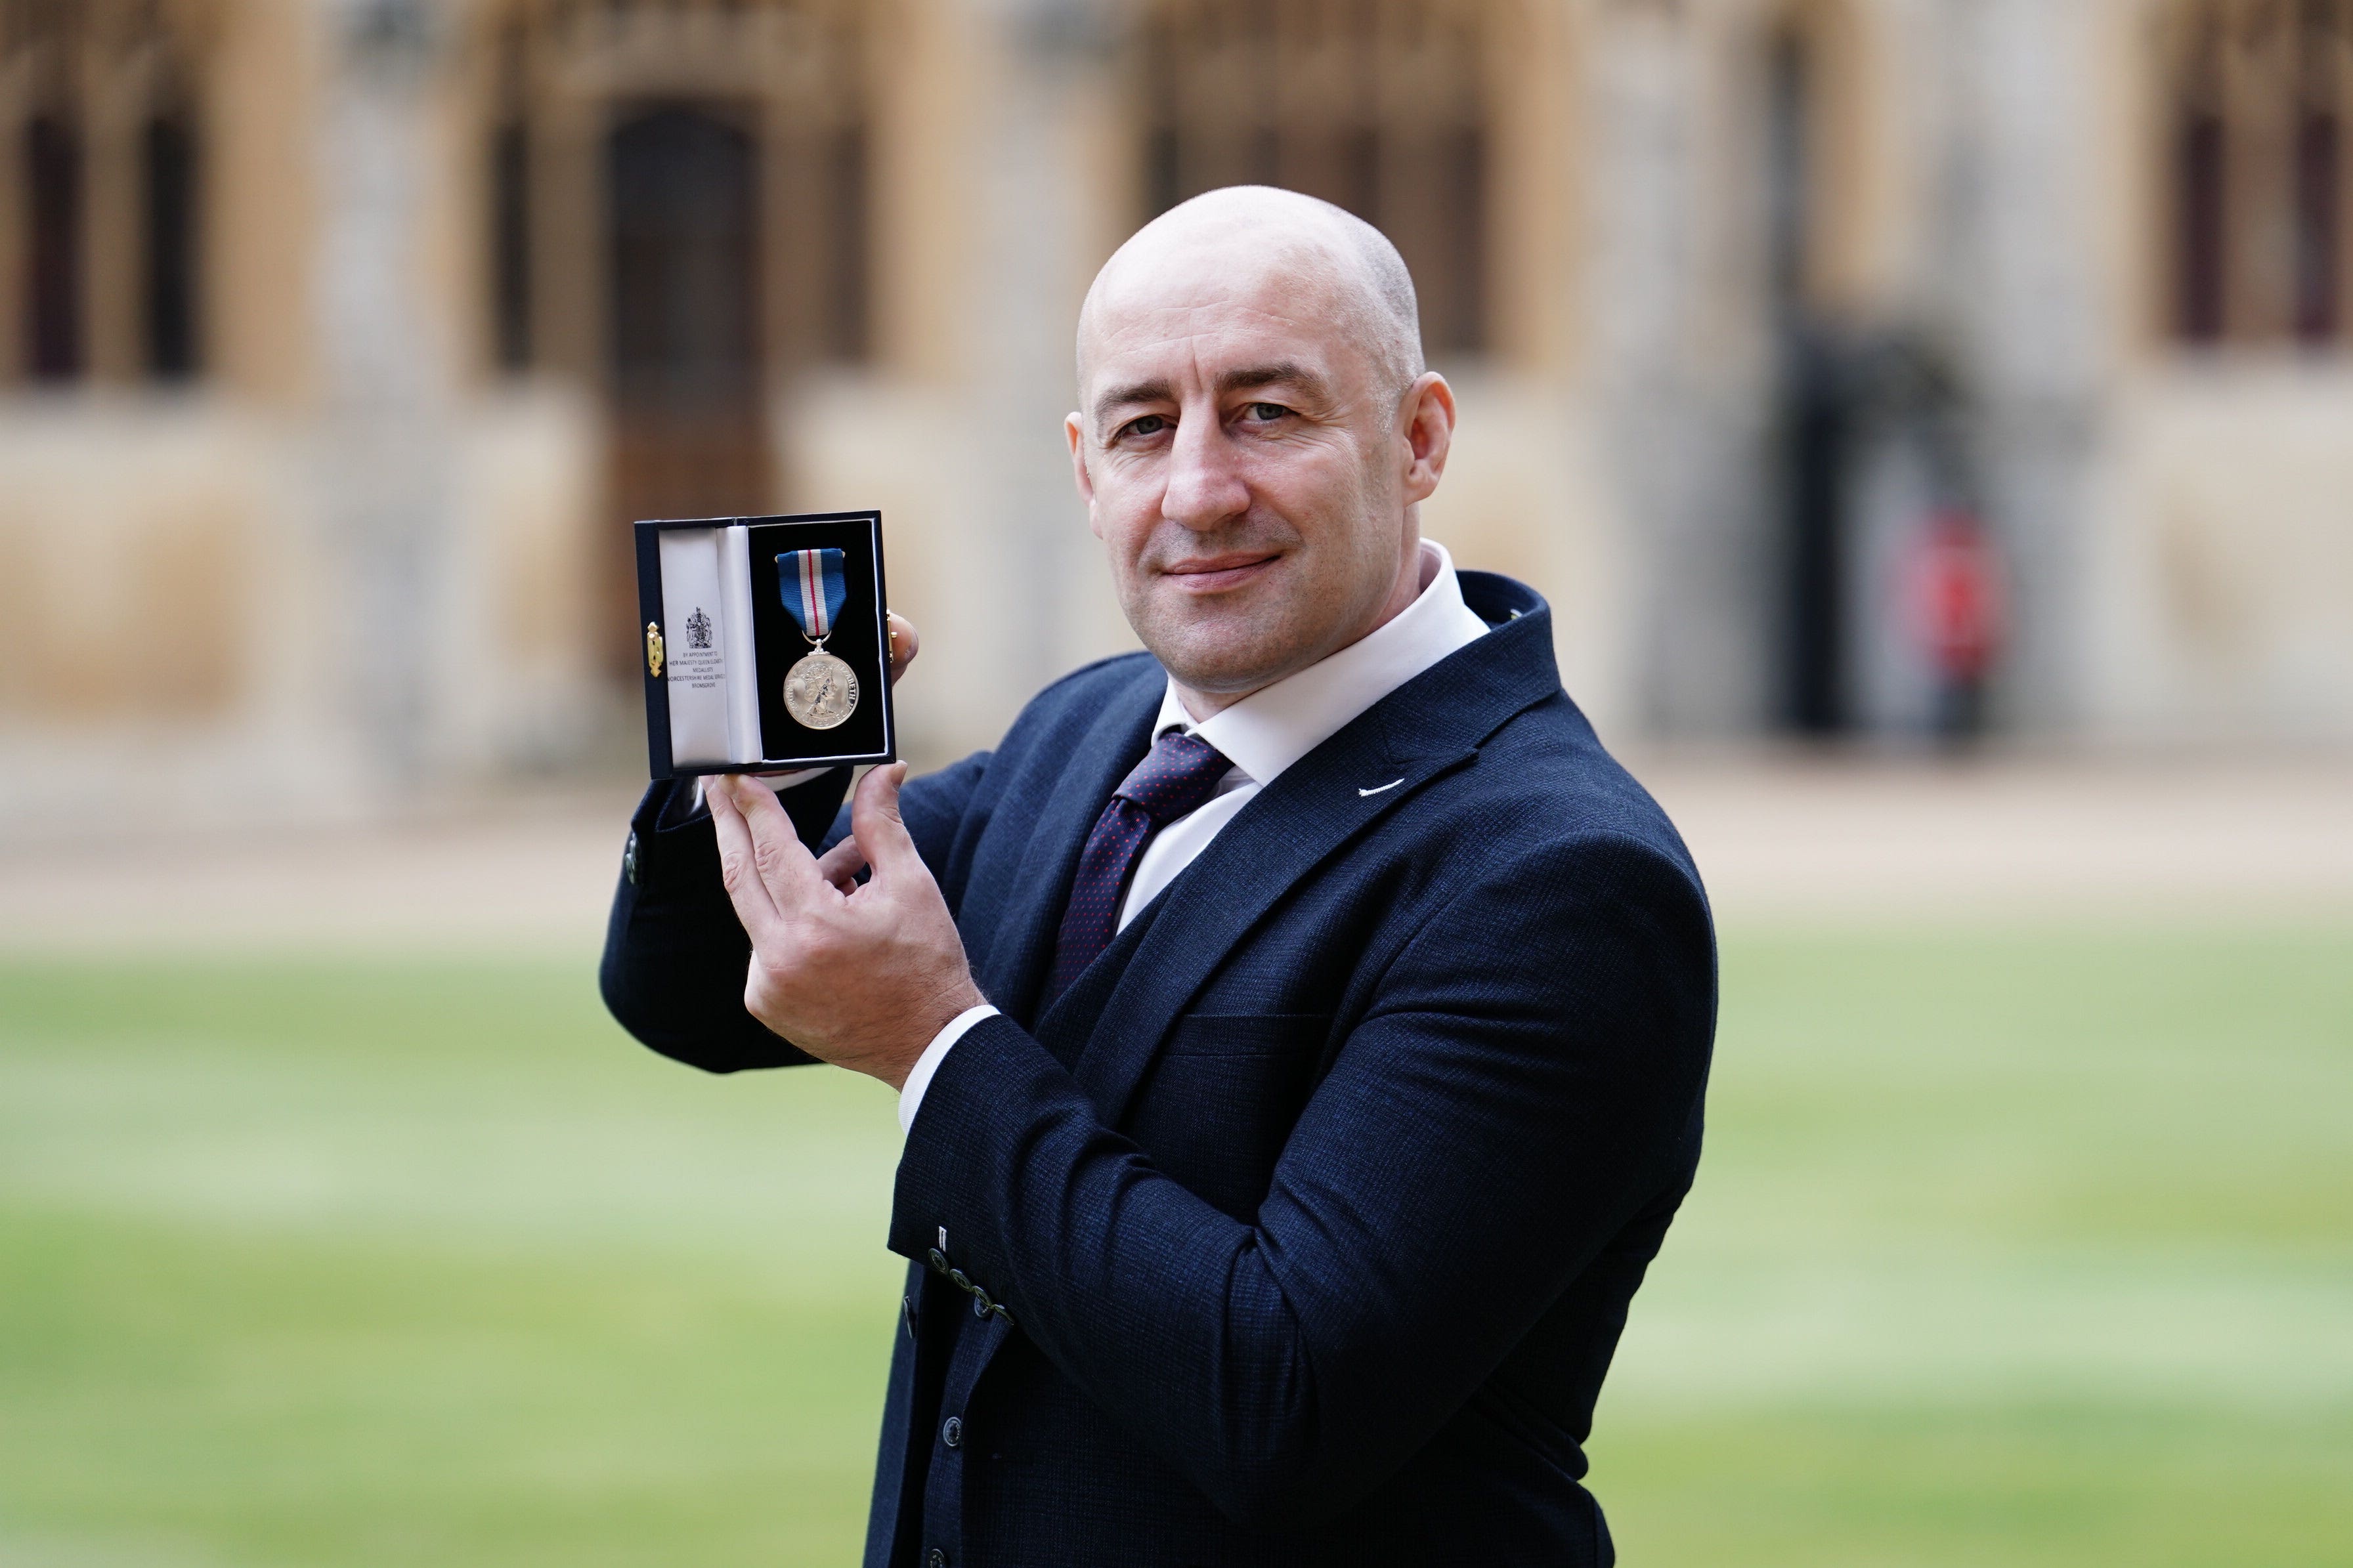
[1175,533,1429,721]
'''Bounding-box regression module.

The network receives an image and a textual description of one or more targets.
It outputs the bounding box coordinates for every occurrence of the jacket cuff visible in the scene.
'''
[888,1013,1087,1326]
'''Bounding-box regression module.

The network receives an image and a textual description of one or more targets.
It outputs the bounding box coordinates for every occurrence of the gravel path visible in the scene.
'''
[0,756,2346,953]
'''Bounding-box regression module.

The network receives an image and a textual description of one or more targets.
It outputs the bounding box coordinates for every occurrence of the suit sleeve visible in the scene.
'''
[886,832,1715,1529]
[599,754,994,1073]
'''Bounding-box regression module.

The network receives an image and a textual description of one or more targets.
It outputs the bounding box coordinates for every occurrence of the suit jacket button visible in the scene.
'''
[927,1248,949,1273]
[622,832,639,885]
[970,1290,993,1318]
[928,1552,947,1568]
[902,1294,917,1340]
[942,1416,963,1449]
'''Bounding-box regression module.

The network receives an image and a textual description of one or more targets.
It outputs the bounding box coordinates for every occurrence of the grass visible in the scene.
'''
[1595,927,2353,1566]
[1,929,2348,1565]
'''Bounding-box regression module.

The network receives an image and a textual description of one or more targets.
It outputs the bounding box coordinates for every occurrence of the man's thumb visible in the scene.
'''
[852,763,919,874]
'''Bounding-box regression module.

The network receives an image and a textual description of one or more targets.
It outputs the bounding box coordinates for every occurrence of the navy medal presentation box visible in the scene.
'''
[634,510,896,780]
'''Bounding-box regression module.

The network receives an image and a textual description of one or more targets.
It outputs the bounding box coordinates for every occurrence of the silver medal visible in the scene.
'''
[783,649,859,729]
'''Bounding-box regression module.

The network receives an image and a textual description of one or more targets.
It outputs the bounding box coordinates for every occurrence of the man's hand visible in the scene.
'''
[707,762,985,1090]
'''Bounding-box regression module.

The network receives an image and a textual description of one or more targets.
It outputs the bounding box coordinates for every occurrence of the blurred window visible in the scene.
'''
[5,4,207,387]
[1138,0,1492,357]
[23,114,84,381]
[819,121,871,366]
[489,24,533,375]
[479,1,874,376]
[490,117,533,373]
[2166,0,2353,349]
[607,106,762,410]
[1765,29,1814,321]
[143,106,203,380]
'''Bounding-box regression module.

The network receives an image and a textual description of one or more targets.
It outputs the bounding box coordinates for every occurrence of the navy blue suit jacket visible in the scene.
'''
[601,572,1716,1566]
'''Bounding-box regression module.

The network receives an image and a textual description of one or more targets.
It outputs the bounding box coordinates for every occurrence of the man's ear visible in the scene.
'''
[1066,412,1104,538]
[1400,372,1456,505]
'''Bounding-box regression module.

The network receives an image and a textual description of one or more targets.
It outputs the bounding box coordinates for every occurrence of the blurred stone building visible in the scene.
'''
[2,0,2348,828]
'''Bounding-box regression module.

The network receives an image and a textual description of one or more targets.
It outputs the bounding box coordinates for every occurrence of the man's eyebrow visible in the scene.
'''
[1090,362,1331,426]
[1215,362,1325,399]
[1092,378,1173,423]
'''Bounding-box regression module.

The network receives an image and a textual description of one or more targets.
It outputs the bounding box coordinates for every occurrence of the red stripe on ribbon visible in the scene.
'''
[798,550,828,638]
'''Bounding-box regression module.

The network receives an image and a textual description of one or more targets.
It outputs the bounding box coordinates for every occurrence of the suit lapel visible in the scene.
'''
[1069,598,1563,1128]
[974,669,1160,1031]
[939,580,1558,1422]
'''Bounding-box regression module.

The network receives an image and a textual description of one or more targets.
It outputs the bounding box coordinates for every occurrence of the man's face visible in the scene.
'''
[1068,244,1427,700]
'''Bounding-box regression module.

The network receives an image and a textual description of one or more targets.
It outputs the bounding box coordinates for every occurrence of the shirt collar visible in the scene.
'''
[1151,539,1492,786]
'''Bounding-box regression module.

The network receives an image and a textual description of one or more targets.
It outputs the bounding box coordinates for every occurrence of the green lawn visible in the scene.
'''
[2,930,2348,1565]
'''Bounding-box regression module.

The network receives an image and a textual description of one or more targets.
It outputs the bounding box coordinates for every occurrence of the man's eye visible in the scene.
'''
[1121,414,1170,440]
[1245,402,1288,422]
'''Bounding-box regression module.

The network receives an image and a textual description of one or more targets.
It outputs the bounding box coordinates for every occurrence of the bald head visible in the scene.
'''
[1064,184,1457,713]
[1077,186,1425,403]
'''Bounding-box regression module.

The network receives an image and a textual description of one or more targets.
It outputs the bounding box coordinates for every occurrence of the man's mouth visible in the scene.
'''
[1161,552,1280,593]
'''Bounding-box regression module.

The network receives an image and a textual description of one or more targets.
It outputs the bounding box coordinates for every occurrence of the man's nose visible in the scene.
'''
[1161,410,1249,532]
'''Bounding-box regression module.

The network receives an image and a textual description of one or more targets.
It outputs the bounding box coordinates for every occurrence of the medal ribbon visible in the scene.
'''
[776,549,849,643]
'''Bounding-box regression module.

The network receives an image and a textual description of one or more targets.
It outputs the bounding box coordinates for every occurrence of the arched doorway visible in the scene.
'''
[1766,19,1844,734]
[473,0,874,683]
[1759,2,1866,736]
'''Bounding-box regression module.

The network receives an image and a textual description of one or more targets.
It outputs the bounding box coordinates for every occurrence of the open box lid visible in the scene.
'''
[634,509,896,779]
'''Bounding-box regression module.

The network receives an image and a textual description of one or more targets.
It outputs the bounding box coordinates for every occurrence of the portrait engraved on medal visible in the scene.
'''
[783,650,859,730]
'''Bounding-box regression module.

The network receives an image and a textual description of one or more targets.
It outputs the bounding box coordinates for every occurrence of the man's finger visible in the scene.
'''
[706,774,787,940]
[814,836,870,894]
[850,763,927,885]
[722,773,829,914]
[886,612,919,685]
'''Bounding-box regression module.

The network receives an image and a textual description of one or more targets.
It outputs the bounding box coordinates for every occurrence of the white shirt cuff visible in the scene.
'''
[899,1004,999,1134]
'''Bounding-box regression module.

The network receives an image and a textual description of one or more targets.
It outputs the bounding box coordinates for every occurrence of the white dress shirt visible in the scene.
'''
[897,540,1490,1132]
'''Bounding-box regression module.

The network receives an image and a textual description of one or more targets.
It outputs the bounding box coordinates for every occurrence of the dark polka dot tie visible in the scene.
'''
[1045,729,1234,1004]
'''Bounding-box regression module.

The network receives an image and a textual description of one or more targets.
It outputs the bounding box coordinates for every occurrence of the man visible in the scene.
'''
[602,186,1714,1567]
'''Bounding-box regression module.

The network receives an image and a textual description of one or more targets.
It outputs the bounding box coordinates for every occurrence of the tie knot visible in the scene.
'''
[1115,729,1234,825]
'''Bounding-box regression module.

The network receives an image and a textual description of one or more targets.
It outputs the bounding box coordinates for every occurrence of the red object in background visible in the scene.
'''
[1906,509,2006,683]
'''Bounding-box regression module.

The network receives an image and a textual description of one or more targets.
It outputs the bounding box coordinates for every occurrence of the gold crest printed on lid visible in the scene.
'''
[645,621,664,679]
